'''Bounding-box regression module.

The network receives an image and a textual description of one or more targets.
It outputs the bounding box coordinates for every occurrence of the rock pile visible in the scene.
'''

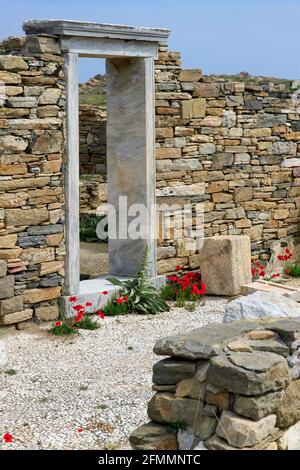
[130,318,300,450]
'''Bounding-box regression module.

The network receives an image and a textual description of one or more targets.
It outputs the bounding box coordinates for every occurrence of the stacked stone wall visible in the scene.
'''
[0,35,65,327]
[130,318,300,450]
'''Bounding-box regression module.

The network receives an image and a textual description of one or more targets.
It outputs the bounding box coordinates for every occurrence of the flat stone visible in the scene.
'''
[267,318,300,344]
[0,71,21,84]
[31,130,63,154]
[205,430,280,450]
[0,295,23,315]
[7,97,37,108]
[6,208,49,227]
[216,411,276,448]
[207,352,291,395]
[247,339,289,356]
[21,247,54,265]
[277,420,300,450]
[35,304,59,321]
[0,135,28,152]
[38,88,61,105]
[227,340,252,352]
[152,358,197,385]
[0,260,7,277]
[0,55,28,70]
[0,235,18,250]
[27,224,63,236]
[0,308,33,325]
[175,377,206,400]
[181,98,206,119]
[0,275,14,300]
[147,392,202,426]
[129,421,177,450]
[223,291,300,323]
[18,235,45,248]
[153,321,264,360]
[179,69,202,82]
[197,236,251,296]
[233,390,284,421]
[248,330,276,340]
[206,388,231,410]
[23,286,61,304]
[276,379,300,428]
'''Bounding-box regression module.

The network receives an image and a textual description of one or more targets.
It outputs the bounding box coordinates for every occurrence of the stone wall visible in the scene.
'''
[79,104,106,175]
[0,35,65,327]
[76,44,300,274]
[130,318,300,450]
[155,44,300,275]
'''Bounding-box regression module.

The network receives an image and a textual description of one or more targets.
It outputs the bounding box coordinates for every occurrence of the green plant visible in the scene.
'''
[48,321,77,336]
[74,315,100,330]
[80,214,106,242]
[166,420,187,432]
[102,293,129,316]
[285,263,300,278]
[107,248,169,315]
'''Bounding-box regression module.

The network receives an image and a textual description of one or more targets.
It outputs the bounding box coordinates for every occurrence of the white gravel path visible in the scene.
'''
[0,297,226,450]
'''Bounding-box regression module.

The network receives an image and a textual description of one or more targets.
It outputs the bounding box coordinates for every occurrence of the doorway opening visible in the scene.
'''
[78,58,108,281]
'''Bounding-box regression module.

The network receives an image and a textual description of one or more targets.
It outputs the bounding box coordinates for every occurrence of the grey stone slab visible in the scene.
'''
[153,358,197,385]
[153,321,265,360]
[27,224,63,235]
[23,20,170,43]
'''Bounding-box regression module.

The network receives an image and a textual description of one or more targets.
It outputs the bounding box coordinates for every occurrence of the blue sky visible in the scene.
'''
[1,0,299,82]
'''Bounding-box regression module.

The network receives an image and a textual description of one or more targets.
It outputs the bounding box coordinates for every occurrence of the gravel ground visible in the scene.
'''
[0,297,226,450]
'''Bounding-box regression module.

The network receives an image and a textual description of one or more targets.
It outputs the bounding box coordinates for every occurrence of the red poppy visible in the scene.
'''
[277,255,284,261]
[75,311,84,323]
[72,305,85,311]
[77,428,83,433]
[97,310,105,319]
[272,273,280,278]
[102,291,109,295]
[69,296,77,302]
[122,296,129,302]
[85,302,92,307]
[55,321,62,327]
[175,265,183,271]
[285,267,291,275]
[116,298,123,304]
[251,267,258,276]
[259,270,266,277]
[3,433,13,443]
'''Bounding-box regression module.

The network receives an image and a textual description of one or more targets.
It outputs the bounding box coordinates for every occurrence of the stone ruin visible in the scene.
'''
[130,318,300,450]
[0,18,300,330]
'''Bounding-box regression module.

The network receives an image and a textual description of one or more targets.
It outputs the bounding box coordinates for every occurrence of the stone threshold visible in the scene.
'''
[62,274,166,317]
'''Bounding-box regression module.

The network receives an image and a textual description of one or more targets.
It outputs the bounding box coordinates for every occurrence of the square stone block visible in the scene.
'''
[197,235,251,296]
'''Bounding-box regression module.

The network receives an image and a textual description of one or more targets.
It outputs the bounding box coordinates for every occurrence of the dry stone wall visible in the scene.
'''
[155,44,300,275]
[0,35,65,328]
[130,318,300,450]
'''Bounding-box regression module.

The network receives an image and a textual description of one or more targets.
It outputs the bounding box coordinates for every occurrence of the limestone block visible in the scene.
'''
[23,287,61,304]
[153,358,196,385]
[147,392,202,427]
[277,420,300,450]
[39,88,61,105]
[129,422,177,450]
[21,247,55,265]
[0,308,33,325]
[24,36,61,55]
[276,380,300,428]
[0,135,28,152]
[0,194,28,208]
[35,304,59,321]
[199,116,223,127]
[0,260,7,277]
[0,234,17,248]
[208,351,291,396]
[0,55,28,71]
[31,130,63,154]
[233,390,284,421]
[179,69,202,82]
[5,208,49,227]
[181,99,206,119]
[224,291,300,323]
[0,275,14,300]
[197,235,251,296]
[0,71,21,84]
[0,295,23,315]
[194,83,219,98]
[216,411,276,448]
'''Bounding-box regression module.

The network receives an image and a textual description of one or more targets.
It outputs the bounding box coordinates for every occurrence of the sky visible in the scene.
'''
[0,0,299,82]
